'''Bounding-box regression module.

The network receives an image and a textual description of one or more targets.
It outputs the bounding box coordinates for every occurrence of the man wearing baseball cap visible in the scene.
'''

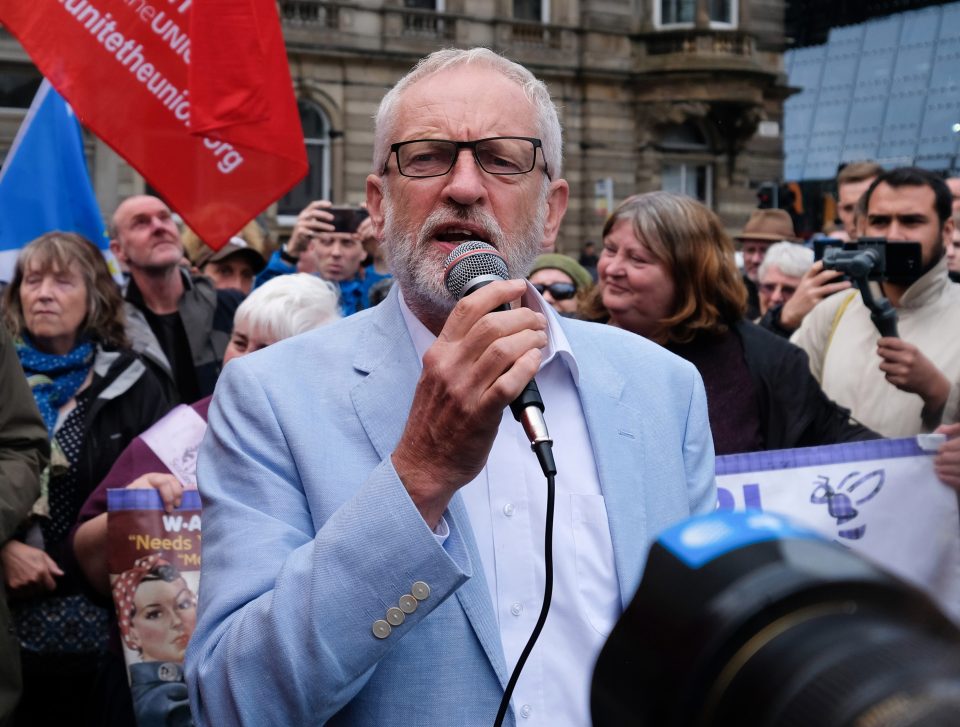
[195,237,266,296]
[734,208,800,319]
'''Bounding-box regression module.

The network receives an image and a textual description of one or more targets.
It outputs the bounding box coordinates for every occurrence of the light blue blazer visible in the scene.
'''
[185,287,716,726]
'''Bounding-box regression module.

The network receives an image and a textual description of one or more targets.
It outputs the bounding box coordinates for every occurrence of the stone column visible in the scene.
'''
[695,0,710,28]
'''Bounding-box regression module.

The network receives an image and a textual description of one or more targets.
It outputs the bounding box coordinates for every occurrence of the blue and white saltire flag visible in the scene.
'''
[0,79,112,283]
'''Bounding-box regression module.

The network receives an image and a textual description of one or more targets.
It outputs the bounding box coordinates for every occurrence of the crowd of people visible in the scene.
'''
[0,46,959,726]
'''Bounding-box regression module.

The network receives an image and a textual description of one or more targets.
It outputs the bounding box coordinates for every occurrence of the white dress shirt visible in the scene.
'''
[399,285,621,726]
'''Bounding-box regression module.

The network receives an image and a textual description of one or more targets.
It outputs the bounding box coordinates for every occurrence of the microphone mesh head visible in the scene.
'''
[444,241,509,300]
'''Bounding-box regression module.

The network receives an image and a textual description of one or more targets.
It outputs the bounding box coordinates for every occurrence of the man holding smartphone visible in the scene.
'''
[791,167,960,442]
[256,200,370,315]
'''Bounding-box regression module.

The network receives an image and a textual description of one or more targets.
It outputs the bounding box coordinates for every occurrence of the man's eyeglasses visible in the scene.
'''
[533,282,577,300]
[759,282,798,299]
[383,137,550,180]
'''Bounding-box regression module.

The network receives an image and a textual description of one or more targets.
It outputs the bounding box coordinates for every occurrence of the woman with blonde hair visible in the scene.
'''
[0,232,170,725]
[593,192,875,454]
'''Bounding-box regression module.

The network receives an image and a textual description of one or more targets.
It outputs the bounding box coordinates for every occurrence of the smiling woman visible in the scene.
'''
[586,192,877,455]
[0,232,172,725]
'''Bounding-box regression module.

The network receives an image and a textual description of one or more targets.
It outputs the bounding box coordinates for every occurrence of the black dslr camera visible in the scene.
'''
[592,511,960,727]
[811,238,923,338]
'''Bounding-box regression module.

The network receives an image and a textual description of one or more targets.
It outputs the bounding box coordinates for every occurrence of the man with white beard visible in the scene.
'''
[187,48,715,727]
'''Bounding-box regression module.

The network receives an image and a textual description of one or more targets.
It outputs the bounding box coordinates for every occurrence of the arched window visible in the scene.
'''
[278,100,331,216]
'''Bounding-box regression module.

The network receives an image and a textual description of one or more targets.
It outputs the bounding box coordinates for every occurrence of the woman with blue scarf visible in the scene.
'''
[0,232,171,726]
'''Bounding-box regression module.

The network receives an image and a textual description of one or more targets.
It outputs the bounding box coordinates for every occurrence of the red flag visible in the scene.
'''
[0,0,307,249]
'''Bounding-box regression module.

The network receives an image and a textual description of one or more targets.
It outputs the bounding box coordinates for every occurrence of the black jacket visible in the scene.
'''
[52,347,172,588]
[124,270,242,403]
[735,320,878,450]
[73,347,172,502]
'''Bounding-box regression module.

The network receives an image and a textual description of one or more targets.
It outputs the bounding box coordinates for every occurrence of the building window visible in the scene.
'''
[514,0,549,23]
[658,122,714,206]
[0,68,42,109]
[278,101,331,217]
[404,0,444,9]
[655,0,737,29]
[662,163,714,207]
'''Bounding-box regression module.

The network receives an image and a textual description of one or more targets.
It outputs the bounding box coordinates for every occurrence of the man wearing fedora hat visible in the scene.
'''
[734,208,800,319]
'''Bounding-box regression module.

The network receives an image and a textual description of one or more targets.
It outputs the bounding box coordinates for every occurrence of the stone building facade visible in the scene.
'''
[0,0,792,251]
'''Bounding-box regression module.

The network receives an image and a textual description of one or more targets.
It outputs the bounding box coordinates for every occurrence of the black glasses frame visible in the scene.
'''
[383,136,551,180]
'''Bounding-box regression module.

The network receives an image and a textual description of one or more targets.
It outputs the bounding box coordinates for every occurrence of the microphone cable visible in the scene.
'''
[441,241,560,726]
[493,469,555,727]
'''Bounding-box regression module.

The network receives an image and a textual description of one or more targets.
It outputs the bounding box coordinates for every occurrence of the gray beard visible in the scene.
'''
[381,191,547,324]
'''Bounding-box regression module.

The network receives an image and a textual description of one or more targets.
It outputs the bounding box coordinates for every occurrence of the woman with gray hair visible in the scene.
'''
[222,272,341,360]
[69,273,342,727]
[0,232,171,725]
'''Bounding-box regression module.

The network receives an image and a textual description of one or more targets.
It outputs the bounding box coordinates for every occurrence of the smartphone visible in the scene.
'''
[857,237,923,281]
[328,205,369,233]
[813,238,846,262]
[820,237,923,281]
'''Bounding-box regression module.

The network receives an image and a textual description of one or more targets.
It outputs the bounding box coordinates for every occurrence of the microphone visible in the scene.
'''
[443,241,557,477]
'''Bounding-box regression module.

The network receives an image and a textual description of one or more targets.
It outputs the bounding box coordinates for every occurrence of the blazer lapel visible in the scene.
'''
[349,289,420,459]
[349,289,508,683]
[569,329,650,609]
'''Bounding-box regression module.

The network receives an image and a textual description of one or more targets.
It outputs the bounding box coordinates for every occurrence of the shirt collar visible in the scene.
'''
[398,281,580,385]
[124,267,192,306]
[895,256,951,309]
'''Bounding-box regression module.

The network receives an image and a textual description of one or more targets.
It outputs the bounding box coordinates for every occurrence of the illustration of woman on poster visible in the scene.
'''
[113,554,196,727]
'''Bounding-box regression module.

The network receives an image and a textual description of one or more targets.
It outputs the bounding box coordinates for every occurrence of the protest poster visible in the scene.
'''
[716,436,960,618]
[108,488,201,727]
[0,0,307,248]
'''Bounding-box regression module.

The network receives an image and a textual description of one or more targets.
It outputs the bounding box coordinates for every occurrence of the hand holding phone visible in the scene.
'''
[289,200,335,256]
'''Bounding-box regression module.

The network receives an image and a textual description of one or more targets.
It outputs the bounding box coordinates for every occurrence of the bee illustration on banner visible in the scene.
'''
[809,469,886,541]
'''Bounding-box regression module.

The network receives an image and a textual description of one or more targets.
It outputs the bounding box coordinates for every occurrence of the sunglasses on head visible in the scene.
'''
[533,282,577,300]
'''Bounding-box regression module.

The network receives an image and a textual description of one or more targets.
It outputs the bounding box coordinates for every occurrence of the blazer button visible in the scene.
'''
[411,581,431,601]
[399,594,418,614]
[386,607,405,626]
[372,620,392,639]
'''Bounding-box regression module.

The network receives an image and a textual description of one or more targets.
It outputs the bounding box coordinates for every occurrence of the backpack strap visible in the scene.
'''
[824,290,859,361]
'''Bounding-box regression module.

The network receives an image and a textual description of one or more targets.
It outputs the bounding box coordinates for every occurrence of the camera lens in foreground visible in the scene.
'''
[591,511,960,727]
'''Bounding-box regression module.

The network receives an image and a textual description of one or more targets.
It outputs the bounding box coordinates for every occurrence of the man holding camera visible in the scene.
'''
[791,168,960,451]
[256,200,369,315]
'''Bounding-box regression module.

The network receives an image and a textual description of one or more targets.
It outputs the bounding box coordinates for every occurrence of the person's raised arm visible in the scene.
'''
[779,261,851,332]
[73,472,185,596]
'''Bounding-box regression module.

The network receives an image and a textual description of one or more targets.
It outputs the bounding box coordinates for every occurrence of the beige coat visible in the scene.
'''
[791,257,960,438]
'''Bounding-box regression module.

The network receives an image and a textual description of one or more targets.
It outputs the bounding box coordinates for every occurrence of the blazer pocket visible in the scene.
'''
[570,493,620,636]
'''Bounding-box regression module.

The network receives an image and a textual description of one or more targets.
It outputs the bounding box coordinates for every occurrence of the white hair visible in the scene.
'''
[758,242,814,280]
[234,274,341,343]
[372,47,563,178]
